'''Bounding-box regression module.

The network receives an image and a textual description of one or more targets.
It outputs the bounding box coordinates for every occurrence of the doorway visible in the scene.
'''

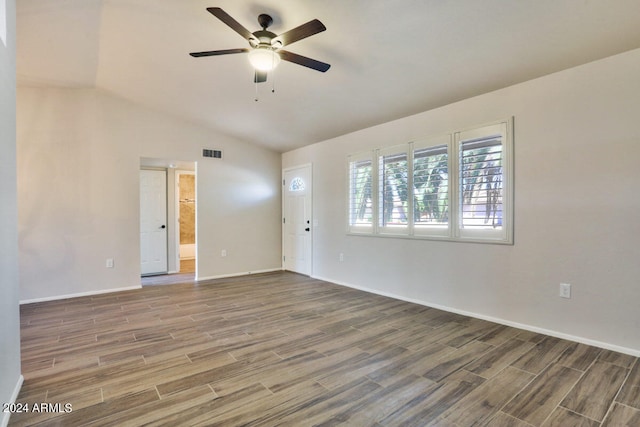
[139,158,196,285]
[177,171,196,274]
[283,164,312,275]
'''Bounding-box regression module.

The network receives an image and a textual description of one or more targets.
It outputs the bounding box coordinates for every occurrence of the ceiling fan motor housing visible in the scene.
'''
[250,29,279,49]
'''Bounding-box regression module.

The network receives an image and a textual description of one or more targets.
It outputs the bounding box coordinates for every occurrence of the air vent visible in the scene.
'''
[203,149,222,159]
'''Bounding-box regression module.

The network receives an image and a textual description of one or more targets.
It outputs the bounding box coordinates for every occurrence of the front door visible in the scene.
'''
[283,165,312,275]
[140,169,168,275]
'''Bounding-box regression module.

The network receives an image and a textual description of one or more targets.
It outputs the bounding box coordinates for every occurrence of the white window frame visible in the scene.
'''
[346,118,514,244]
[412,134,452,239]
[378,145,411,236]
[347,151,376,234]
[453,120,512,243]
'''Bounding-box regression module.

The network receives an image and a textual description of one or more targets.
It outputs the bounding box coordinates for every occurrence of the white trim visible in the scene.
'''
[197,268,283,282]
[0,0,6,47]
[454,119,513,244]
[19,268,283,302]
[312,274,640,358]
[1,375,24,427]
[377,144,411,236]
[347,151,375,233]
[19,285,142,305]
[411,135,452,239]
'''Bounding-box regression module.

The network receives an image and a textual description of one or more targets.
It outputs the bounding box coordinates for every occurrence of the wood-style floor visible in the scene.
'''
[11,271,640,426]
[141,259,196,286]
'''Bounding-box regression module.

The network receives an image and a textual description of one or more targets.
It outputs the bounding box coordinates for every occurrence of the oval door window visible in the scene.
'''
[289,177,305,192]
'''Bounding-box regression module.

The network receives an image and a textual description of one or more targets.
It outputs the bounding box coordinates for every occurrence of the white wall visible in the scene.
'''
[283,48,640,355]
[17,87,282,302]
[0,0,23,423]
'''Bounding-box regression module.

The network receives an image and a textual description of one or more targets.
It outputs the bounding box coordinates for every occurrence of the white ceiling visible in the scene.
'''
[17,0,640,152]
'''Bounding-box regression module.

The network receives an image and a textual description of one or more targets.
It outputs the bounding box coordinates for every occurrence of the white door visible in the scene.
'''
[140,169,168,275]
[283,165,312,275]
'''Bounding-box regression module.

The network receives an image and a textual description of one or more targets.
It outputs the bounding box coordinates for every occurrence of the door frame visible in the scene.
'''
[139,158,197,280]
[282,163,313,275]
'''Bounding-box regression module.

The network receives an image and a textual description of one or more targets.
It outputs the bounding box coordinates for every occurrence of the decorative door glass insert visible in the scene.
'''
[289,177,305,192]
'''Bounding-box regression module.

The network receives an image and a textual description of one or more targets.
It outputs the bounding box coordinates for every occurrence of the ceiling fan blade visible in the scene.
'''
[189,48,249,58]
[273,19,326,47]
[254,71,267,83]
[279,50,331,72]
[207,7,253,41]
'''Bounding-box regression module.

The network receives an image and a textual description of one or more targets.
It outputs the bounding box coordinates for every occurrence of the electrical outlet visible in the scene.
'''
[559,283,571,299]
[221,250,227,257]
[339,253,344,262]
[106,258,114,268]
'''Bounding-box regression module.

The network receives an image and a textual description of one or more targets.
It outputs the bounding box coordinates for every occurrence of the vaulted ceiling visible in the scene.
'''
[16,0,640,152]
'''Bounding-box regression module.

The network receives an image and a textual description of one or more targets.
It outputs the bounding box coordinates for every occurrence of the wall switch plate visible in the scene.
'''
[559,283,571,299]
[221,250,227,257]
[106,258,114,268]
[339,253,344,262]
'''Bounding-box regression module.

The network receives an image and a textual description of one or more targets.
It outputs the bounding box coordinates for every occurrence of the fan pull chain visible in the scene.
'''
[271,52,276,94]
[255,74,259,102]
[271,69,276,94]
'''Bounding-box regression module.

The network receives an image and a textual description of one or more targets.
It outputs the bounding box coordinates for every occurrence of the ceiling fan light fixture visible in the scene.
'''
[248,47,281,71]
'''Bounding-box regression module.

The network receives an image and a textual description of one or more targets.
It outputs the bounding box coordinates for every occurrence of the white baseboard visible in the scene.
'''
[18,268,285,303]
[19,285,142,305]
[197,268,283,281]
[1,375,24,427]
[312,275,640,358]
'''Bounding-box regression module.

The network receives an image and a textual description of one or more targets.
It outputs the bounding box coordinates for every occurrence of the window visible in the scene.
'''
[348,152,374,232]
[347,118,513,244]
[413,136,450,237]
[455,122,511,242]
[289,177,305,192]
[378,146,409,234]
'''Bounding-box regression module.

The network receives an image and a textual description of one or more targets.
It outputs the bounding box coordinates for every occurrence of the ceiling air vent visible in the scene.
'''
[203,149,222,159]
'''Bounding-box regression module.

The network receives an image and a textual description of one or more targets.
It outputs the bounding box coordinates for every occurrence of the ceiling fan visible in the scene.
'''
[190,7,330,83]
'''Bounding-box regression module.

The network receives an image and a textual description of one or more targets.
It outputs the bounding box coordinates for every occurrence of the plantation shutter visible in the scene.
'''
[413,145,449,228]
[348,154,374,231]
[459,136,503,230]
[346,118,512,243]
[378,148,409,232]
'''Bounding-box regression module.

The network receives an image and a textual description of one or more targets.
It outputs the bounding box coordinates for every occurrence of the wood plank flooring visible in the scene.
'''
[140,259,195,286]
[10,271,640,426]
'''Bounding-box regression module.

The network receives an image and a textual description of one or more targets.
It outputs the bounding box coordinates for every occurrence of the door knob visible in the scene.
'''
[160,225,166,229]
[305,227,310,232]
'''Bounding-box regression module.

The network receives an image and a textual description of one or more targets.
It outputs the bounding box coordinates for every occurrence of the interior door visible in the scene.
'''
[140,169,168,275]
[283,165,312,275]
